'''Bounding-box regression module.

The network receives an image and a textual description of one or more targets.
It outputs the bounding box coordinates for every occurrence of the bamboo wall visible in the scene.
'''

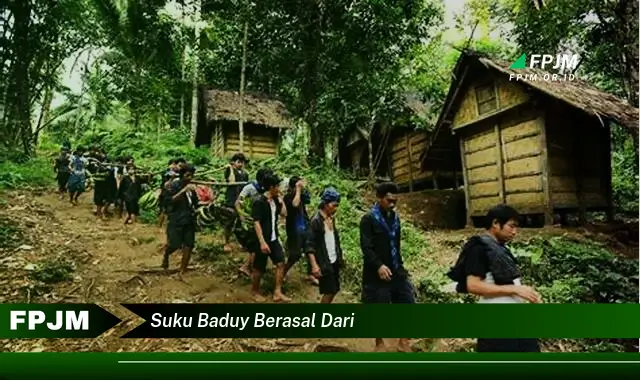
[461,112,546,216]
[390,130,429,186]
[453,76,530,130]
[210,121,280,159]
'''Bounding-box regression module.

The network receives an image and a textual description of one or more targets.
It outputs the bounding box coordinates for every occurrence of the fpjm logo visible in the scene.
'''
[508,53,578,82]
[10,310,89,330]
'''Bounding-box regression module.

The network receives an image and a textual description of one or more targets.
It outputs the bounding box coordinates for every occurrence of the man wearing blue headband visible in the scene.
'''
[306,187,345,303]
[360,182,415,352]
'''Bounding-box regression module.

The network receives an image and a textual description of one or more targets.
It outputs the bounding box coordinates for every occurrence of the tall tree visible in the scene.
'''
[189,0,202,144]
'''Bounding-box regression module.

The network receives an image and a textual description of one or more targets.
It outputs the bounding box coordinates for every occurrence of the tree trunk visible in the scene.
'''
[238,21,248,153]
[617,0,639,158]
[33,86,54,148]
[179,6,188,131]
[8,0,32,155]
[367,130,374,181]
[303,0,324,160]
[620,0,639,108]
[189,0,202,145]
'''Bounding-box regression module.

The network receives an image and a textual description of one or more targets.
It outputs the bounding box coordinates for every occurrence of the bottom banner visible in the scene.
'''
[0,353,638,379]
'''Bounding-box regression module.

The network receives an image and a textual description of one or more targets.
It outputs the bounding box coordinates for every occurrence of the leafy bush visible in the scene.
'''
[513,237,638,304]
[512,237,638,353]
[611,125,639,214]
[0,157,53,190]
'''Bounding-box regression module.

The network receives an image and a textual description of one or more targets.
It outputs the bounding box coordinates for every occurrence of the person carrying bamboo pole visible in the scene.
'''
[158,158,180,228]
[222,153,249,252]
[54,147,71,200]
[67,146,89,206]
[162,164,199,277]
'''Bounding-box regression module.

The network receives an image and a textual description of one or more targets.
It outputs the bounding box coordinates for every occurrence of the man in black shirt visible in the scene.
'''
[223,153,249,252]
[92,149,111,220]
[119,165,143,225]
[448,204,542,352]
[162,164,199,277]
[158,158,179,229]
[360,182,415,352]
[283,176,315,284]
[251,173,290,302]
[54,148,71,200]
[307,187,344,303]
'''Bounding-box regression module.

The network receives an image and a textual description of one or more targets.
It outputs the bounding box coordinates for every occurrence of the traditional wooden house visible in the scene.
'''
[422,51,639,226]
[338,94,462,191]
[196,87,293,159]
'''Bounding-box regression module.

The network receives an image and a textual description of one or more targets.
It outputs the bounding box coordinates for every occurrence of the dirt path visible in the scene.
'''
[0,191,379,353]
[5,190,632,353]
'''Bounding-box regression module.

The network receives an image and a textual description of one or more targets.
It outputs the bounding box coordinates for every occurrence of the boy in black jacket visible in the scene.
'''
[447,204,542,352]
[307,187,344,303]
[359,182,415,352]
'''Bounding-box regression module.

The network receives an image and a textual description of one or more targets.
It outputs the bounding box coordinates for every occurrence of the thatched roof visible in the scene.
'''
[203,88,293,129]
[421,51,639,166]
[477,55,639,132]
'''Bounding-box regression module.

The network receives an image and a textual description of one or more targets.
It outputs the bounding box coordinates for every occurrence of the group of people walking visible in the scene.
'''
[54,145,147,224]
[160,152,542,353]
[54,143,542,353]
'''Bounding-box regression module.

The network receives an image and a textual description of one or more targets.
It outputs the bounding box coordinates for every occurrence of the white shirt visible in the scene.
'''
[478,272,525,304]
[239,183,259,199]
[325,229,337,264]
[269,198,277,242]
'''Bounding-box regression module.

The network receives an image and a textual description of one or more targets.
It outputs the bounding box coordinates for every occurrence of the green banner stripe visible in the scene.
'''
[0,353,639,379]
[121,303,640,339]
[2,304,639,339]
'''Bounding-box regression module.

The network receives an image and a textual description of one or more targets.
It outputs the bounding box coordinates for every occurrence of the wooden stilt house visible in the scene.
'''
[338,94,462,191]
[196,87,293,159]
[422,51,639,226]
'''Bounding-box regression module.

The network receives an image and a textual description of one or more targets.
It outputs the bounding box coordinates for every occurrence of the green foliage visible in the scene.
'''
[0,157,54,190]
[513,237,639,304]
[30,258,75,284]
[138,208,159,225]
[1,0,97,155]
[611,125,639,214]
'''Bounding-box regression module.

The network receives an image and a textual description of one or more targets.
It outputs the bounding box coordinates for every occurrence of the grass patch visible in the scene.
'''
[0,157,54,190]
[29,258,75,284]
[0,216,25,249]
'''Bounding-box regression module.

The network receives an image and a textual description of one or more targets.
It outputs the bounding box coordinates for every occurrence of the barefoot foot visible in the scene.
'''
[273,293,292,303]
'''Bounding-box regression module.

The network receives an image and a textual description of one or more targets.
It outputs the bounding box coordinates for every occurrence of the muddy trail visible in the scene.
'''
[0,190,399,353]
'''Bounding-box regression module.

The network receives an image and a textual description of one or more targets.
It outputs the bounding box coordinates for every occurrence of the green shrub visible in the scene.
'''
[513,237,638,304]
[30,258,75,284]
[0,157,54,190]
